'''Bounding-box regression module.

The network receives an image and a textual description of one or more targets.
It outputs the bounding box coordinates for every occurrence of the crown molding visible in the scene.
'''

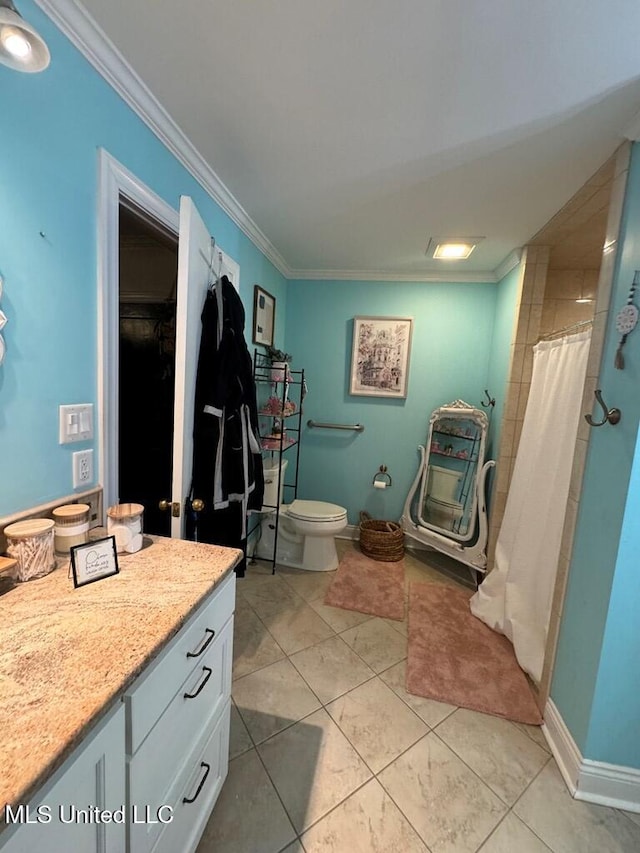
[35,0,292,279]
[289,268,498,283]
[34,2,522,286]
[494,249,523,281]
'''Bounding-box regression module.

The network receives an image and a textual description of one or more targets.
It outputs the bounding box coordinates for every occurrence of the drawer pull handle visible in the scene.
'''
[183,666,213,700]
[186,628,215,658]
[182,762,210,804]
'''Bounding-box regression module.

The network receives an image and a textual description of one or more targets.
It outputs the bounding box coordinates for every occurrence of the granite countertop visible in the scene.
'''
[0,535,240,815]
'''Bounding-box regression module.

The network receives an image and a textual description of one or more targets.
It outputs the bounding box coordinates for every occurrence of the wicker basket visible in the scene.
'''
[358,511,405,562]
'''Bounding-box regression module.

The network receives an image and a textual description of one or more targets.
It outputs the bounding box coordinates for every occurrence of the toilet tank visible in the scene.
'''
[263,458,288,508]
[427,464,461,503]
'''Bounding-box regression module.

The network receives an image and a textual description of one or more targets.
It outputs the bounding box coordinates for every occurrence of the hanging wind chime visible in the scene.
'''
[614,271,639,370]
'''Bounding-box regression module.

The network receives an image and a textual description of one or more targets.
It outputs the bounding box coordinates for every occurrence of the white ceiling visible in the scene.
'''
[63,1,640,278]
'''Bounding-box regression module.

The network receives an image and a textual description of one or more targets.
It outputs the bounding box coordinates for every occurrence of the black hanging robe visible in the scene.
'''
[188,275,264,576]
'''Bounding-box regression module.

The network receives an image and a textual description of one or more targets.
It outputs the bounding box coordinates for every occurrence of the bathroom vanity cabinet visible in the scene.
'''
[251,350,305,570]
[0,537,238,853]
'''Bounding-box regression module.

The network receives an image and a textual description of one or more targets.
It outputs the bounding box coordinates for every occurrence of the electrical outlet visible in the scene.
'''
[72,450,94,489]
[84,490,102,527]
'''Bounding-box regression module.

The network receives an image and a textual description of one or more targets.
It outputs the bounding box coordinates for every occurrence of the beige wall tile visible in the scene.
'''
[548,299,593,332]
[568,438,589,503]
[515,305,531,345]
[511,344,525,382]
[504,383,521,420]
[516,388,529,420]
[533,265,548,304]
[583,269,599,299]
[521,348,534,384]
[500,419,516,460]
[495,460,511,494]
[545,269,584,301]
[540,302,556,337]
[586,312,607,379]
[526,303,544,343]
[559,497,579,561]
[492,490,508,521]
[513,419,524,453]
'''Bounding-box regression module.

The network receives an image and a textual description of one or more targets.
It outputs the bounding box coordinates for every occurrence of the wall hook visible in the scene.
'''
[481,389,495,408]
[584,389,621,427]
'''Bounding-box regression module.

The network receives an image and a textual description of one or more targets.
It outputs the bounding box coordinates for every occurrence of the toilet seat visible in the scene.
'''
[286,499,347,523]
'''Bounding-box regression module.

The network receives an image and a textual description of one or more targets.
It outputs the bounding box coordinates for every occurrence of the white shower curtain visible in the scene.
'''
[470,330,591,682]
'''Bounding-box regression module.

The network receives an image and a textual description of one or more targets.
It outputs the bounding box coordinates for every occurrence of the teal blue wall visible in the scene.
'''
[486,262,522,461]
[551,142,640,766]
[0,1,286,517]
[285,280,497,525]
[585,420,640,767]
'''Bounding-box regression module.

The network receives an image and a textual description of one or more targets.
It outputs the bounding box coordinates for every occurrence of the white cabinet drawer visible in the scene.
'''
[126,572,235,753]
[151,700,231,853]
[127,618,232,853]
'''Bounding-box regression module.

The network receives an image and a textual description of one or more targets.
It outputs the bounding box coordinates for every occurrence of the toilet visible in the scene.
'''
[256,499,348,571]
[424,464,464,531]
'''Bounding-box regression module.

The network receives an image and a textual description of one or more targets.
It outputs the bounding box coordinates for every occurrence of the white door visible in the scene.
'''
[171,197,239,538]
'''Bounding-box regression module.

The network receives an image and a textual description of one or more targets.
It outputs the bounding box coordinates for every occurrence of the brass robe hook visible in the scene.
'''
[584,389,621,427]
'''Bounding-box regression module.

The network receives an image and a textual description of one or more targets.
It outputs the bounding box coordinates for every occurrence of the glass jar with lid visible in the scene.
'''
[52,504,90,555]
[4,518,56,581]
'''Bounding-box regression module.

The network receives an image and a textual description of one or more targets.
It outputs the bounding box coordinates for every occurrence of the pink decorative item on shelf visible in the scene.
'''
[264,395,282,414]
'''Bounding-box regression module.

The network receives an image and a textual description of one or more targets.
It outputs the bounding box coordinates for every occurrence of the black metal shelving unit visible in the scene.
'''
[430,425,480,536]
[248,350,305,573]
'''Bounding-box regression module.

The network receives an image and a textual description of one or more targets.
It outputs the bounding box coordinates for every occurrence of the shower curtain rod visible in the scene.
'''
[538,318,593,342]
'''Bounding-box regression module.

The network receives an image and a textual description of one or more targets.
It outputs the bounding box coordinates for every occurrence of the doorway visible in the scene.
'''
[99,150,240,539]
[118,202,179,536]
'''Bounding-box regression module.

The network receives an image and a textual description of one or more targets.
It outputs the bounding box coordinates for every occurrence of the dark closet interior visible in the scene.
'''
[118,202,179,536]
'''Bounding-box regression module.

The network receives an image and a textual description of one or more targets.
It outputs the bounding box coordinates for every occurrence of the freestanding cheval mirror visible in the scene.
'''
[401,400,495,573]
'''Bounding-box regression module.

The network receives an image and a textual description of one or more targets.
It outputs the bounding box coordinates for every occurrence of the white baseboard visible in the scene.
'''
[544,700,640,813]
[337,524,359,541]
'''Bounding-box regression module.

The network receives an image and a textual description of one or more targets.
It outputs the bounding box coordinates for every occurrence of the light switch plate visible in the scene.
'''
[59,404,94,444]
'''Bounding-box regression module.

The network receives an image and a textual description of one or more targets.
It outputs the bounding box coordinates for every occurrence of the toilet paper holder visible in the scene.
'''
[372,465,392,489]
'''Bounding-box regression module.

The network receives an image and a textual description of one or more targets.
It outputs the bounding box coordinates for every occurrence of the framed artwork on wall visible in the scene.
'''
[252,285,275,347]
[349,316,413,398]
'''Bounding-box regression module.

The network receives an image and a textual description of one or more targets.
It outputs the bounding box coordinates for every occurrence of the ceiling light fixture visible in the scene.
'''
[0,0,50,72]
[427,237,484,261]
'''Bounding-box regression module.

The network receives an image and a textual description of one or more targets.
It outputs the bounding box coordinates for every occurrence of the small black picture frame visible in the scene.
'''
[71,536,119,588]
[252,285,275,347]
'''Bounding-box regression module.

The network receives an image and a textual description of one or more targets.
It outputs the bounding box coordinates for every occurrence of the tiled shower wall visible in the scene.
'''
[540,269,598,338]
[487,142,630,706]
[538,143,631,705]
[487,245,548,569]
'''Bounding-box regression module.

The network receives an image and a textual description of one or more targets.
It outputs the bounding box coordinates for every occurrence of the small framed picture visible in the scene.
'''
[71,536,119,588]
[252,285,276,347]
[349,316,413,398]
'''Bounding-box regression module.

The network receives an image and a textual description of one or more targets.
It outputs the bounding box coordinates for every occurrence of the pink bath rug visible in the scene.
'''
[407,581,542,725]
[324,551,405,621]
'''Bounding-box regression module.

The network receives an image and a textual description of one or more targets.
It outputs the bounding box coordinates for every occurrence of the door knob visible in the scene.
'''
[159,499,170,511]
[191,498,205,512]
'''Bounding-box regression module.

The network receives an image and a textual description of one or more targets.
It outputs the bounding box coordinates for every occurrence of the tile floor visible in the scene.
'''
[197,542,640,853]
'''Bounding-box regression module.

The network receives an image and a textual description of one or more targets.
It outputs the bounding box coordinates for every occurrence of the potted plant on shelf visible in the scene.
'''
[265,345,292,383]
